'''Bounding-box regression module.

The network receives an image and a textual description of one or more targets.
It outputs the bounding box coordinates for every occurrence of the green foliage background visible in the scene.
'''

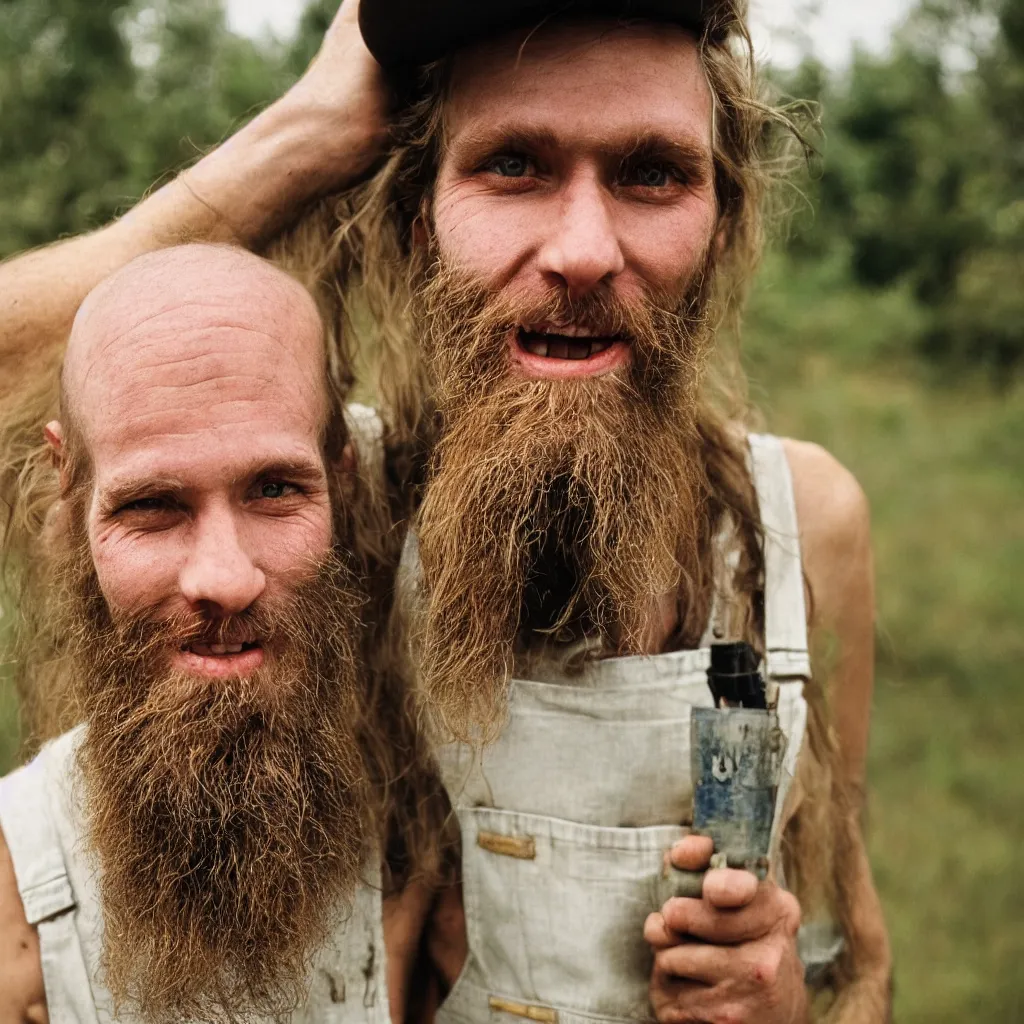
[0,0,1021,1019]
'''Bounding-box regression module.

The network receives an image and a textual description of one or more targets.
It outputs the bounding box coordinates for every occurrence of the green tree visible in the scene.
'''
[780,0,1024,374]
[0,0,294,258]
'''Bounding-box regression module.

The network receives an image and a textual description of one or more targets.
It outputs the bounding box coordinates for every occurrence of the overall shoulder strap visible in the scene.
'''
[747,434,812,681]
[0,742,76,925]
[0,728,102,1023]
[346,403,385,482]
[395,528,422,610]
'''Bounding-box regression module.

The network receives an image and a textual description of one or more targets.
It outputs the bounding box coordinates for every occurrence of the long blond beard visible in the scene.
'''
[411,258,717,743]
[52,529,370,1024]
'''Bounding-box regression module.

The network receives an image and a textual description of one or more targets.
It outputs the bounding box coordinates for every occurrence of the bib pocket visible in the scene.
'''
[456,805,686,1022]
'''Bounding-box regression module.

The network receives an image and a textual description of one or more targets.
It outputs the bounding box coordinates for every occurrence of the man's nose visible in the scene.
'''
[178,509,266,616]
[536,174,626,297]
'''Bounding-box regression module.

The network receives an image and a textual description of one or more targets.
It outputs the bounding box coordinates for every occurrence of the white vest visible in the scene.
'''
[399,433,842,1024]
[0,728,391,1024]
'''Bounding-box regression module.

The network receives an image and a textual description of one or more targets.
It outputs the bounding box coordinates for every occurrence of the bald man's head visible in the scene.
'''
[43,242,349,627]
[56,244,327,476]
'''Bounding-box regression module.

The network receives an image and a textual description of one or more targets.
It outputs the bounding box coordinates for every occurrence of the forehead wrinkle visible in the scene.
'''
[91,393,319,449]
[82,300,308,355]
[446,20,710,141]
[83,324,314,384]
[64,244,323,432]
[77,325,322,443]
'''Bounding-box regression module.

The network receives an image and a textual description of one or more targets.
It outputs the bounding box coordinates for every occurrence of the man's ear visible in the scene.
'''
[340,440,357,475]
[412,215,429,253]
[333,440,358,499]
[44,420,63,466]
[713,218,729,260]
[43,420,71,492]
[411,192,435,253]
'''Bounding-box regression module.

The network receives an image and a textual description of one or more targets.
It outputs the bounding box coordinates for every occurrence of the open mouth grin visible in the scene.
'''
[517,323,627,360]
[516,323,629,360]
[173,638,266,678]
[511,322,632,377]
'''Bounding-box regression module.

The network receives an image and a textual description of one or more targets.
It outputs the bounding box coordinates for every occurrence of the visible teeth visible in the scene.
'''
[537,324,596,339]
[190,642,245,656]
[521,336,618,359]
[523,323,599,339]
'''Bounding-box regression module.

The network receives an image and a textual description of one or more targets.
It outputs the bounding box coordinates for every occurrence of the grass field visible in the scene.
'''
[1,254,1020,1021]
[746,256,1024,1021]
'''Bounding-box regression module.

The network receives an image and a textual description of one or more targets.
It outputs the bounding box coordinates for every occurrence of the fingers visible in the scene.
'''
[702,867,759,909]
[653,937,791,992]
[644,911,680,950]
[648,973,714,1023]
[653,942,731,986]
[659,885,801,946]
[667,834,714,872]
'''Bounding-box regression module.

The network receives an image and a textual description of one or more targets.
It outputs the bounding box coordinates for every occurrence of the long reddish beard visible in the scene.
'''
[54,534,369,1024]
[410,257,717,743]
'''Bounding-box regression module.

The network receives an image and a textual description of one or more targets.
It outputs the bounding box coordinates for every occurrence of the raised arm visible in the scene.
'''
[0,0,386,402]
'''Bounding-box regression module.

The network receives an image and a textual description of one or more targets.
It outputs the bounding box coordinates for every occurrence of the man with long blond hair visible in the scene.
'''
[0,1,891,1021]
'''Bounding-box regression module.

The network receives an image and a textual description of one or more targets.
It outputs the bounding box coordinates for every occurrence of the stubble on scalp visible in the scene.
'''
[52,513,370,1024]
[411,255,717,743]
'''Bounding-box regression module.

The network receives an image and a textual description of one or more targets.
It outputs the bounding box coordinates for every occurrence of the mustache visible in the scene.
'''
[74,550,362,650]
[420,255,714,405]
[112,604,279,654]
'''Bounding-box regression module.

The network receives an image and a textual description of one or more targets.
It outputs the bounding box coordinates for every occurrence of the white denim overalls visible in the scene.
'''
[400,433,841,1024]
[0,729,391,1024]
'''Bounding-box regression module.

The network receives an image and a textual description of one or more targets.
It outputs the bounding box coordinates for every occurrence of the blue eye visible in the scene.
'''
[258,481,293,499]
[124,497,167,512]
[623,162,671,188]
[487,154,532,177]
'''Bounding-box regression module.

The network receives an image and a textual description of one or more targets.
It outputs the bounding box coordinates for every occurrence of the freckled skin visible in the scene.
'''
[433,21,718,331]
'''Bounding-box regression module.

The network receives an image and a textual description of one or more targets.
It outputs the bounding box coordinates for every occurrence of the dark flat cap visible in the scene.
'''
[360,0,709,71]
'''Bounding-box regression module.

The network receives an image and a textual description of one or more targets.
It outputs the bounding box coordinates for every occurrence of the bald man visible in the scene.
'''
[0,245,435,1024]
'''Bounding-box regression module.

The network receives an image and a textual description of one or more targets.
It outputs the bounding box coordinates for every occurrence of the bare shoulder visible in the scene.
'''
[779,436,873,620]
[780,438,871,564]
[0,822,48,1023]
[780,438,876,777]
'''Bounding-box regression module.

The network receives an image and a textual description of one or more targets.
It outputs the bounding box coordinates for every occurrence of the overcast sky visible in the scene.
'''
[225,0,917,67]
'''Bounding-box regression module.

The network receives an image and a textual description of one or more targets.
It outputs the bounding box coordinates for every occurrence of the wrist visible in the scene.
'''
[255,90,385,195]
[162,93,382,249]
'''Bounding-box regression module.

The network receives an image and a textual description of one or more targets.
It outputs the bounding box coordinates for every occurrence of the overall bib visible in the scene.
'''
[399,433,841,1024]
[0,729,391,1024]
